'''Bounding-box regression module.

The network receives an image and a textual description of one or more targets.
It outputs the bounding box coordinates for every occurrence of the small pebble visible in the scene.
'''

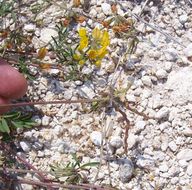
[156,69,168,79]
[179,14,188,24]
[24,24,36,32]
[142,76,152,86]
[168,141,178,152]
[184,44,192,58]
[109,136,123,149]
[136,155,155,169]
[119,159,134,182]
[186,162,192,176]
[159,163,169,172]
[170,177,179,185]
[164,48,178,62]
[127,133,138,149]
[42,115,51,126]
[90,131,102,146]
[78,82,95,99]
[177,149,192,161]
[126,94,136,102]
[156,107,169,120]
[40,28,58,44]
[101,3,112,15]
[68,125,82,137]
[182,128,192,137]
[20,141,31,153]
[178,159,188,168]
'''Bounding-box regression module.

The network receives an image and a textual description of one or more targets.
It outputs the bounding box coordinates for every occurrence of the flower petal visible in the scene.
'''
[79,60,85,65]
[95,60,101,67]
[101,30,110,47]
[88,49,97,59]
[79,28,87,37]
[78,37,88,51]
[97,47,108,59]
[92,27,102,41]
[38,47,47,59]
[73,53,81,60]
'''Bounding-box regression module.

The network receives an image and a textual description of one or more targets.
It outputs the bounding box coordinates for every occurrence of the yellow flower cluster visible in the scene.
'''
[74,27,110,67]
[88,27,110,67]
[78,28,88,51]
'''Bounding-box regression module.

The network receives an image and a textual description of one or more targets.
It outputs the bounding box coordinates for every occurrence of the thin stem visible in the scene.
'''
[0,167,50,175]
[126,103,153,120]
[131,13,185,48]
[112,100,130,155]
[93,109,106,183]
[0,97,109,108]
[0,177,115,190]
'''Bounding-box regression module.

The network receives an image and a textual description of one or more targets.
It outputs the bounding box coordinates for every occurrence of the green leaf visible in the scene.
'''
[23,123,35,128]
[0,118,10,133]
[2,112,19,118]
[0,111,37,135]
[11,121,24,129]
[80,162,99,169]
[13,112,21,120]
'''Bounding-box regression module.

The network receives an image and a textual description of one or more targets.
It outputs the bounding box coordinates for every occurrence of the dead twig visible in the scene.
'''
[0,97,109,108]
[0,177,115,190]
[125,103,153,120]
[132,13,185,48]
[139,0,150,16]
[0,167,50,175]
[93,110,106,183]
[112,101,131,155]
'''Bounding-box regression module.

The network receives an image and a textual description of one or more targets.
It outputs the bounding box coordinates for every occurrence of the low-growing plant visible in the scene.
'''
[0,111,37,135]
[0,1,14,17]
[50,22,110,80]
[17,57,35,80]
[50,153,99,184]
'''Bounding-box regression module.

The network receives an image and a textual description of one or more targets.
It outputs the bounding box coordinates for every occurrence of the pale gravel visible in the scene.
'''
[3,0,192,189]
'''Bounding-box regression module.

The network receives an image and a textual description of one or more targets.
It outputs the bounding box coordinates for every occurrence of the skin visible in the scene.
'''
[0,97,10,114]
[0,58,28,114]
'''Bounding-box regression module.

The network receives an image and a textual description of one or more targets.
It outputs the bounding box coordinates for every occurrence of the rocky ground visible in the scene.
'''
[1,0,192,189]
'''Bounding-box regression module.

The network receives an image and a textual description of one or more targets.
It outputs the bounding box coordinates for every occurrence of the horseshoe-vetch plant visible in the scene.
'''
[74,27,110,67]
[51,24,110,80]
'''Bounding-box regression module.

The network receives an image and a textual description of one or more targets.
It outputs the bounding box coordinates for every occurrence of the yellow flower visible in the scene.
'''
[95,60,101,67]
[73,53,81,60]
[38,47,47,59]
[92,27,110,48]
[97,47,108,59]
[79,60,85,65]
[39,63,51,70]
[78,37,88,51]
[78,28,87,37]
[78,28,88,51]
[75,27,110,68]
[88,49,97,59]
[100,30,110,47]
[92,27,102,41]
[88,47,108,60]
